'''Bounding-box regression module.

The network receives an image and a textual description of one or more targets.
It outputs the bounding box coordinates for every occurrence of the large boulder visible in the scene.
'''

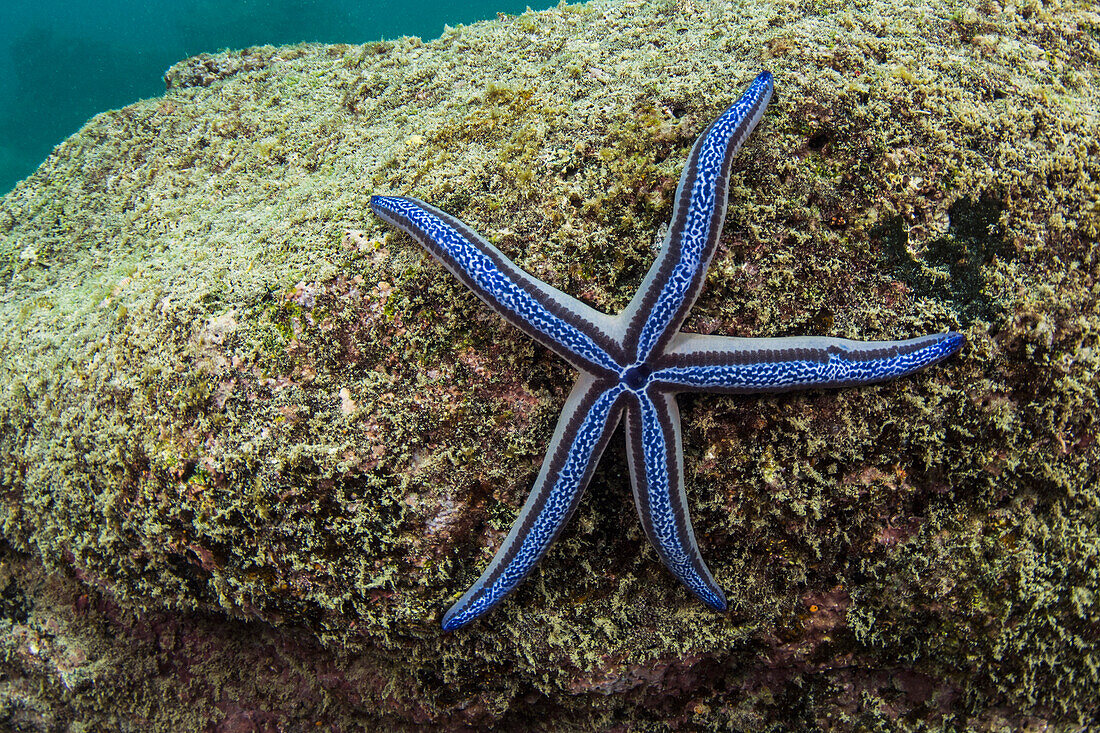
[2,0,1098,728]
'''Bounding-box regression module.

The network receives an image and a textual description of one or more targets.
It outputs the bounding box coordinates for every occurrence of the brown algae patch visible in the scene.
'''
[1,0,1099,728]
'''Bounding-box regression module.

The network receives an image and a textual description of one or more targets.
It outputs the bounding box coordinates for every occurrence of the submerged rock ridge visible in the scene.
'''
[1,0,1098,729]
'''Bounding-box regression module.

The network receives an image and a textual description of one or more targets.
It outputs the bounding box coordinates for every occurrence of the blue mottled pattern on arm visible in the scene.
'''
[442,383,625,631]
[635,71,774,361]
[371,195,620,373]
[635,392,726,609]
[654,333,965,391]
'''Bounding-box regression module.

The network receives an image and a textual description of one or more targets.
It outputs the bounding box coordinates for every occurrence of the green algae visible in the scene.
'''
[2,0,1100,728]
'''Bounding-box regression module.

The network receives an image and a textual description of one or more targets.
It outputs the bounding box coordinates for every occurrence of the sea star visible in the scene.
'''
[371,71,965,631]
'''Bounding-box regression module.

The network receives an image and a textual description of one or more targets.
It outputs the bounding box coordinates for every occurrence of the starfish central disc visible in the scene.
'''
[621,363,654,391]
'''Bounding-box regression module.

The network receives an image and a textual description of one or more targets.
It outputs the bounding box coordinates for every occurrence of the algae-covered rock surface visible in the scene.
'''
[2,0,1099,728]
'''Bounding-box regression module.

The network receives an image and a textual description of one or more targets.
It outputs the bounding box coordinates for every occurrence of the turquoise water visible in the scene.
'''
[0,0,550,194]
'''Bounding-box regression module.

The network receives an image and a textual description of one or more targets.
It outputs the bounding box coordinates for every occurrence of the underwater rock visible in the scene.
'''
[1,0,1098,728]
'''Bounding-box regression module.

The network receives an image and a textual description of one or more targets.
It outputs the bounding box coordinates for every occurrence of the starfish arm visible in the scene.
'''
[624,389,727,611]
[620,71,774,361]
[651,331,965,393]
[371,195,622,374]
[442,374,626,630]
